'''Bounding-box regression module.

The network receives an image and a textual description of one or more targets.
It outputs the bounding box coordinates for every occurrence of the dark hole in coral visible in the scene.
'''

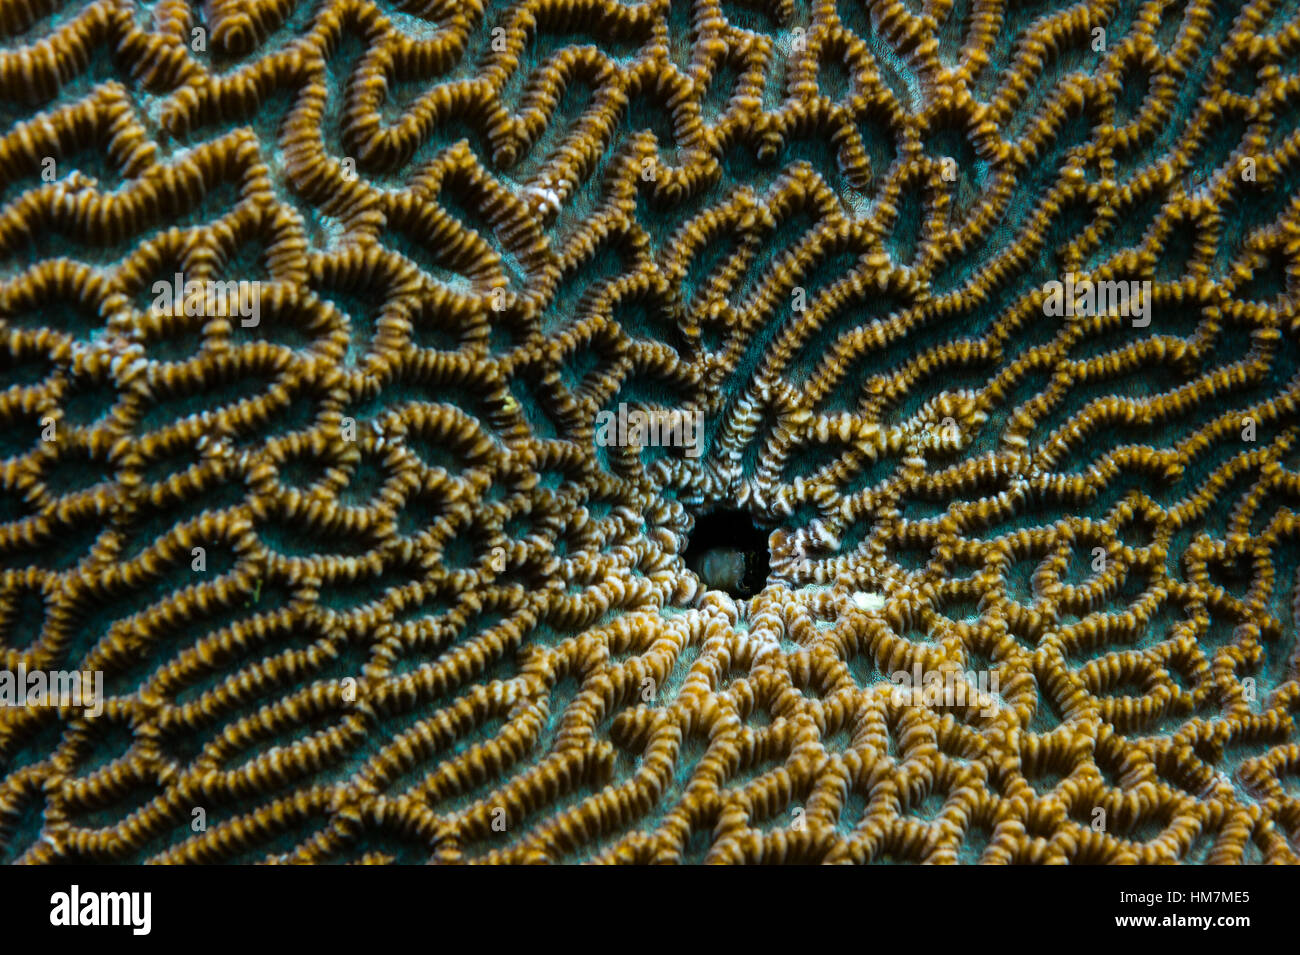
[682,508,770,598]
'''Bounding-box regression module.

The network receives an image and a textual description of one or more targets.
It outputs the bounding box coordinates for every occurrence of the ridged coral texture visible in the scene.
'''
[0,0,1298,864]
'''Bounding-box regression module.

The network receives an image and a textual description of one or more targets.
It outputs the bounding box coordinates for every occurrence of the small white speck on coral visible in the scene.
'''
[852,592,885,612]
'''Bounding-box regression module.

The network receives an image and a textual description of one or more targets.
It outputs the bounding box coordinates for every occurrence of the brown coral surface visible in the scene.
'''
[0,0,1298,864]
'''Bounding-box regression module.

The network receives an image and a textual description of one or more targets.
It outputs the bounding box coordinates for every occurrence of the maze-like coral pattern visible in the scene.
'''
[0,0,1298,864]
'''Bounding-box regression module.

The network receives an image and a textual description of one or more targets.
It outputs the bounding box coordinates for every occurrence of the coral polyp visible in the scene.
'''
[0,0,1298,865]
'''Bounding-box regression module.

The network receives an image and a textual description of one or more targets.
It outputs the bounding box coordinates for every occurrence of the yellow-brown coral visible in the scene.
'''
[0,0,1297,865]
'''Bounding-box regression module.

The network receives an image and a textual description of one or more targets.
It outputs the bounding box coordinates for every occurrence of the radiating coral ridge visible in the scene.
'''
[0,0,1298,865]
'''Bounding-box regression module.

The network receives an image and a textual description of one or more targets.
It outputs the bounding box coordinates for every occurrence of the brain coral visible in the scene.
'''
[0,0,1298,865]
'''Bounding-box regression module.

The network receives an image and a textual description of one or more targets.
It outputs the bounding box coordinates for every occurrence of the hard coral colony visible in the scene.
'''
[0,0,1296,867]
